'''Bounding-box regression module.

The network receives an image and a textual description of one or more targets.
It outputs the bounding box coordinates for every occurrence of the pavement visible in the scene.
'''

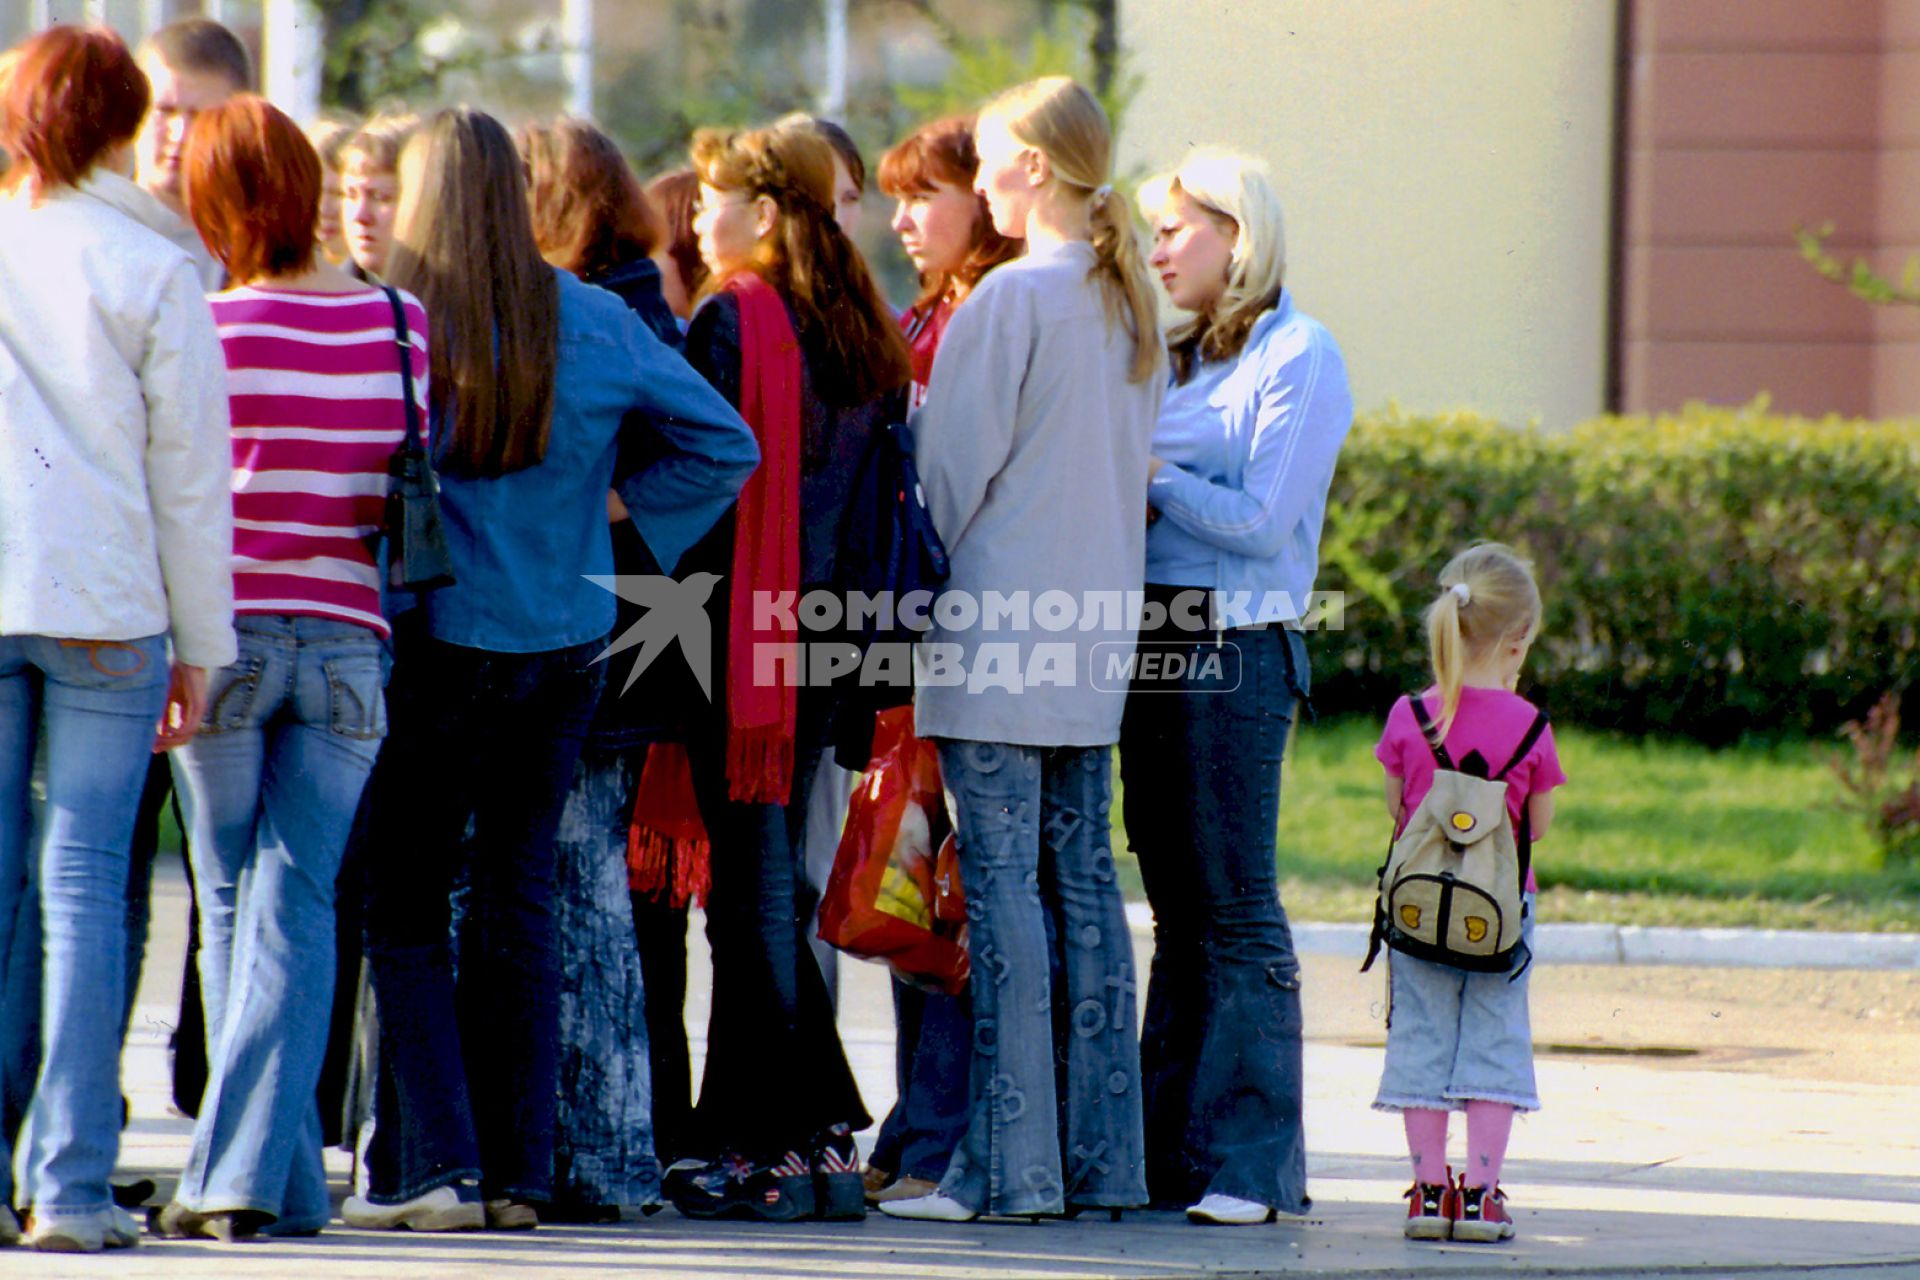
[12,855,1920,1279]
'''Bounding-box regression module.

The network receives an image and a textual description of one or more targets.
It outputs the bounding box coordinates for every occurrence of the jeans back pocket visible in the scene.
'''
[323,655,388,740]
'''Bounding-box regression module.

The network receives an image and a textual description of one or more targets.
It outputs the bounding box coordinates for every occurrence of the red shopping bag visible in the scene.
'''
[818,707,969,995]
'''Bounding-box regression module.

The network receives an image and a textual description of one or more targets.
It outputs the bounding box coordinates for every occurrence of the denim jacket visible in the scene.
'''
[1145,292,1353,626]
[420,268,759,653]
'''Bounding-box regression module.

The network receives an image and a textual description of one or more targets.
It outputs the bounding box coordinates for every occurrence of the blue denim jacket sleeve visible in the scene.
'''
[611,315,759,575]
[1148,302,1354,559]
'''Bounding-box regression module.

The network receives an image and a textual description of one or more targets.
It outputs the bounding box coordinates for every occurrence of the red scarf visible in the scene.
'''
[629,273,802,898]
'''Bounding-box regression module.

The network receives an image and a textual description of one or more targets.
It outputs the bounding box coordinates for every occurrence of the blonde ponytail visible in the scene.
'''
[1427,589,1467,736]
[1088,186,1164,383]
[981,76,1164,384]
[1422,543,1543,737]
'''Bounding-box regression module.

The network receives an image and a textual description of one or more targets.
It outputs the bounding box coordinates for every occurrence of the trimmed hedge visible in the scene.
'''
[1310,401,1920,743]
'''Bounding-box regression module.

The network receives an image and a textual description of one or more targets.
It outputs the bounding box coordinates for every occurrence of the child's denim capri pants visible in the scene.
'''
[1373,899,1539,1113]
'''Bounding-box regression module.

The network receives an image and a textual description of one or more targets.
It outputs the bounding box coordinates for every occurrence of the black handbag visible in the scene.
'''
[380,286,456,593]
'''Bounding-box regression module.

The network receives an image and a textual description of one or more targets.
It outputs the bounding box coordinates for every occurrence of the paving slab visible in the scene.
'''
[15,855,1913,1279]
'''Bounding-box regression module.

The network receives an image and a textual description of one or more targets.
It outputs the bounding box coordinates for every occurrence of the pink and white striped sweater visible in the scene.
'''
[208,284,429,639]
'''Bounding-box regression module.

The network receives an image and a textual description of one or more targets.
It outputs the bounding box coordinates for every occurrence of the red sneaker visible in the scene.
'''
[1452,1181,1516,1242]
[1402,1168,1457,1240]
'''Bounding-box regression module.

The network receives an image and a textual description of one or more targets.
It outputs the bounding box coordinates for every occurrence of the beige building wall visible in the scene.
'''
[1119,0,1620,428]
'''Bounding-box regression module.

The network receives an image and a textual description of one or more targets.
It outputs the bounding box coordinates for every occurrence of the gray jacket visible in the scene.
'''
[912,240,1165,747]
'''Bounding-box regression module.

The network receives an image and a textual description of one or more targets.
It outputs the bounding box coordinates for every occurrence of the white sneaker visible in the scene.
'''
[341,1185,484,1232]
[0,1205,18,1245]
[26,1204,140,1252]
[1186,1193,1276,1225]
[877,1191,979,1222]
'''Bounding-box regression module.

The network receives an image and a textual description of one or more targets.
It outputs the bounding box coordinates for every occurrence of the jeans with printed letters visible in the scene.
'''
[168,616,387,1230]
[1119,623,1311,1213]
[932,740,1146,1216]
[0,633,169,1220]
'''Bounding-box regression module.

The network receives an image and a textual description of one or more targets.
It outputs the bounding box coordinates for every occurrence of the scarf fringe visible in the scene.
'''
[726,729,794,806]
[626,821,712,908]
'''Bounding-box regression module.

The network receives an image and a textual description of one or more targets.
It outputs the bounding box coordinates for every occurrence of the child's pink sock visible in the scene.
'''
[1403,1108,1449,1185]
[1464,1100,1515,1188]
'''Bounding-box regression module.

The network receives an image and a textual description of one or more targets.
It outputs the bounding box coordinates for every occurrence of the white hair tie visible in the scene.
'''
[1092,183,1114,204]
[1450,582,1472,607]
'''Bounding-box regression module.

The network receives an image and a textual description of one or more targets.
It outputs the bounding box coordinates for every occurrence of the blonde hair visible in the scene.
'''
[979,76,1161,384]
[306,115,357,172]
[1426,543,1542,736]
[1137,147,1286,384]
[342,110,418,176]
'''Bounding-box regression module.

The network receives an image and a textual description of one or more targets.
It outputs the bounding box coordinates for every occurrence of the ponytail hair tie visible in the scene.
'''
[1092,182,1114,205]
[1449,582,1472,607]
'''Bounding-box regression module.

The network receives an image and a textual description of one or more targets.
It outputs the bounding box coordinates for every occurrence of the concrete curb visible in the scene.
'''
[1120,903,1920,970]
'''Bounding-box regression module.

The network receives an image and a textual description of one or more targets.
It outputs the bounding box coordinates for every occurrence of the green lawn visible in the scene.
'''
[1112,718,1920,933]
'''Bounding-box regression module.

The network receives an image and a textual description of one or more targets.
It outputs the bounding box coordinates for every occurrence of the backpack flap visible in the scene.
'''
[1380,769,1527,971]
[1426,769,1508,849]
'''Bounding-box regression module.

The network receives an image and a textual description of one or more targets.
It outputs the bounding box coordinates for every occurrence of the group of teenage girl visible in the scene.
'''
[0,13,1566,1256]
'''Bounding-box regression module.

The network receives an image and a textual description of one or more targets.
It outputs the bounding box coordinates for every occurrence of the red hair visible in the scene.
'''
[877,115,1019,312]
[646,167,707,300]
[0,25,149,201]
[521,117,663,279]
[185,95,319,283]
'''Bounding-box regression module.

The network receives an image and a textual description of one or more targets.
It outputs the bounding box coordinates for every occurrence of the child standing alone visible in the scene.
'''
[1372,544,1566,1243]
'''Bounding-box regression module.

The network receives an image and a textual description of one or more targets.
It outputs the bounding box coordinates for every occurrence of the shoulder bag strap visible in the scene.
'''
[381,286,423,453]
[1407,694,1457,772]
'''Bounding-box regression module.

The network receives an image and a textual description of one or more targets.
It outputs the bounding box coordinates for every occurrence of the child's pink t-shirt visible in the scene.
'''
[1374,686,1567,893]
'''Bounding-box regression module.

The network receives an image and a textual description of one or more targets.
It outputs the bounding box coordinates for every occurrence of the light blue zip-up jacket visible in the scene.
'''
[1145,292,1353,626]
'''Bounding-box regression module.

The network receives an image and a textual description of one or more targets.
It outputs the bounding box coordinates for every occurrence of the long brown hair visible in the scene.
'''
[520,117,662,279]
[878,114,1020,313]
[690,121,910,407]
[387,108,558,478]
[979,77,1162,384]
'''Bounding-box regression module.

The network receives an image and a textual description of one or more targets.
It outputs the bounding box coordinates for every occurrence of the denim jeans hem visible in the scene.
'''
[1443,1086,1540,1113]
[174,1191,284,1219]
[366,1168,480,1206]
[1371,1094,1457,1113]
[30,1199,114,1221]
[484,1183,553,1205]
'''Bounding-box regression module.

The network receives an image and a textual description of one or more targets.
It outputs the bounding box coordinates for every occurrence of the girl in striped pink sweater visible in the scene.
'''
[155,95,424,1242]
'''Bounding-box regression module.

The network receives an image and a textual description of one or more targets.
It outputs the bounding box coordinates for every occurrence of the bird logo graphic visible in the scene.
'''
[584,573,722,700]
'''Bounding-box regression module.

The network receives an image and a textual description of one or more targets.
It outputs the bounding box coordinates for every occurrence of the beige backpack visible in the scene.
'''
[1362,696,1547,975]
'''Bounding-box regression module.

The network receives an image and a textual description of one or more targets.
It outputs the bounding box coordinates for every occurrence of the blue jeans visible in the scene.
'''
[168,617,387,1228]
[869,978,972,1184]
[551,745,658,1210]
[361,619,605,1204]
[933,740,1146,1216]
[1120,622,1311,1211]
[0,634,169,1219]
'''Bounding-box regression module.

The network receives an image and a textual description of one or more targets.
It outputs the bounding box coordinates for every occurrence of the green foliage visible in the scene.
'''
[895,7,1141,144]
[1311,402,1920,744]
[1110,720,1918,921]
[1830,692,1920,868]
[1796,222,1920,307]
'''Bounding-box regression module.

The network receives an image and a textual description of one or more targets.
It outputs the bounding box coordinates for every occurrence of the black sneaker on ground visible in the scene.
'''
[811,1126,865,1221]
[1452,1182,1516,1242]
[668,1151,815,1222]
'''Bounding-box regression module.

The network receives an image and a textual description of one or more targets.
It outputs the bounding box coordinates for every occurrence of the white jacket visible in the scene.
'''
[0,171,236,669]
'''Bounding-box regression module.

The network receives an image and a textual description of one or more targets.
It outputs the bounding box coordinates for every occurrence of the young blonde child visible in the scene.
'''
[1372,544,1566,1243]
